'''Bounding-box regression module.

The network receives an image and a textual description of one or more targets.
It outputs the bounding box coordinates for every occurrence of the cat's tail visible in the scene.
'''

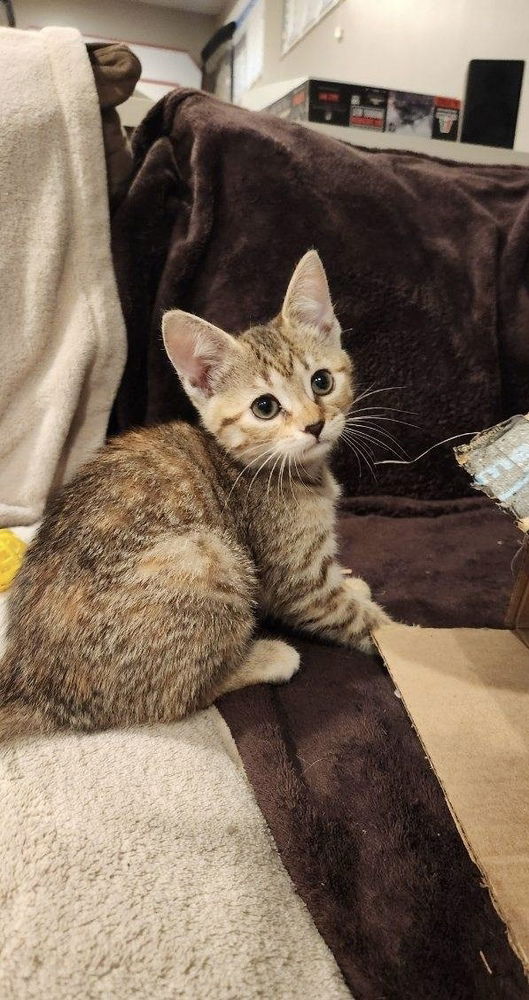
[0,653,56,743]
[0,700,55,743]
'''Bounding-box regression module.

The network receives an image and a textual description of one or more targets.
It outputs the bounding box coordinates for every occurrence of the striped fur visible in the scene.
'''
[0,252,388,736]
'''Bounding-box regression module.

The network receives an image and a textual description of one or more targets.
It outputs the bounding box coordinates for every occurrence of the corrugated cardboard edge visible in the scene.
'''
[373,626,529,979]
[455,415,529,528]
[455,413,529,649]
[507,538,529,641]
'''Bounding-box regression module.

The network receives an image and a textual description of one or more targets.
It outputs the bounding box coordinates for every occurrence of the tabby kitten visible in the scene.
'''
[0,251,388,737]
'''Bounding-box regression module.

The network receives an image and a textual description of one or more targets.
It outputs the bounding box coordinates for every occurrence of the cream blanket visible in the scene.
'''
[0,27,349,1000]
[0,26,126,527]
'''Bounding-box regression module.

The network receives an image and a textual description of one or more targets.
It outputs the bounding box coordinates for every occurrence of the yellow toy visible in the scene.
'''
[0,529,27,592]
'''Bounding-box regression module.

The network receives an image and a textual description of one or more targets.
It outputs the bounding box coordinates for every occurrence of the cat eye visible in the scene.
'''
[251,394,281,420]
[311,369,334,396]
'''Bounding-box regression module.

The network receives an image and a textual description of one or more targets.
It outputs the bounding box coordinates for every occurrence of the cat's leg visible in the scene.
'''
[216,639,300,696]
[277,560,389,654]
[342,573,372,600]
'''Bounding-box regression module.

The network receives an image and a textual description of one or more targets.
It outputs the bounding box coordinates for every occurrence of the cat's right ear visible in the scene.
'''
[162,310,238,398]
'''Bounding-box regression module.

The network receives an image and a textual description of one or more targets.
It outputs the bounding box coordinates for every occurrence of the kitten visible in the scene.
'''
[0,251,389,738]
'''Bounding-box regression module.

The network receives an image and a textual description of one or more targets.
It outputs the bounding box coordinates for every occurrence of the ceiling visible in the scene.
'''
[134,0,228,15]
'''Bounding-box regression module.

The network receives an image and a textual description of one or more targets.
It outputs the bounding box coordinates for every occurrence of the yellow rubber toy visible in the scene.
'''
[0,529,27,592]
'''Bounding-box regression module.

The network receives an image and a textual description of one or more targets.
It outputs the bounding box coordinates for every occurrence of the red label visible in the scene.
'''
[435,96,460,109]
[350,115,384,129]
[318,91,340,102]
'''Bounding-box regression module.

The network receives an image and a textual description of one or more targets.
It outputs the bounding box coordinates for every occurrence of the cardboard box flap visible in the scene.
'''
[374,624,529,977]
[455,414,529,531]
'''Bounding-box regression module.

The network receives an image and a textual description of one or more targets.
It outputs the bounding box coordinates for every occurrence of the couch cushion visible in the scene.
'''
[338,494,521,627]
[112,87,529,499]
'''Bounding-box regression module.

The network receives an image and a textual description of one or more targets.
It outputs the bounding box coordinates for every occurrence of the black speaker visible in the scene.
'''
[461,59,525,149]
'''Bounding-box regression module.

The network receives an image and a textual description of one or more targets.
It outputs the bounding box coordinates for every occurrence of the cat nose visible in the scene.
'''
[304,420,324,439]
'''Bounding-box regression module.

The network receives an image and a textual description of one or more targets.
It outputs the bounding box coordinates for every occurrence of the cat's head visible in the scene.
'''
[162,250,354,470]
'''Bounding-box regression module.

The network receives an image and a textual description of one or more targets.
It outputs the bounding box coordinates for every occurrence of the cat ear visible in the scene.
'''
[162,310,238,397]
[282,250,339,339]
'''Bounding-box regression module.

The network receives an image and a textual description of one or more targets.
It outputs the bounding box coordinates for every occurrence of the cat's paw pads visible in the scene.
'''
[263,641,301,683]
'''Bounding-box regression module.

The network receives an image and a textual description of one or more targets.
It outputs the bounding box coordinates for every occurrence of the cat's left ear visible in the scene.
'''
[162,310,239,398]
[282,250,340,342]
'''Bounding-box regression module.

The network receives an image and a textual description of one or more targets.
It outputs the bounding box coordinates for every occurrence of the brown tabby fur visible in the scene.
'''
[0,252,388,737]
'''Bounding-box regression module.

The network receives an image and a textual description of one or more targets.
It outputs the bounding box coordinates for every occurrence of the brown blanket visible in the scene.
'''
[221,499,526,1000]
[88,42,141,211]
[112,87,529,500]
[111,88,529,998]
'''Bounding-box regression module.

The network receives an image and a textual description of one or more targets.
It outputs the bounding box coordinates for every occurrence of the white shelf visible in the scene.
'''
[305,120,529,166]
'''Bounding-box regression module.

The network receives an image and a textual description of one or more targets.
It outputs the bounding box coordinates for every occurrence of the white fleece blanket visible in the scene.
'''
[0,600,348,1000]
[0,26,126,527]
[0,27,349,999]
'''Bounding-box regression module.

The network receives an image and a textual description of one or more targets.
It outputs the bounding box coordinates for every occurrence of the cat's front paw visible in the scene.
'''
[343,574,372,600]
[350,598,391,654]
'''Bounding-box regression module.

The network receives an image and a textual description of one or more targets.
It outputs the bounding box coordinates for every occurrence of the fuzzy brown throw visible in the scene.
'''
[112,86,529,500]
[111,88,529,998]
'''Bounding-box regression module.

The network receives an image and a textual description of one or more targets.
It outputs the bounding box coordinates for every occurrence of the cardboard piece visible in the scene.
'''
[372,413,529,974]
[455,414,529,530]
[374,624,529,974]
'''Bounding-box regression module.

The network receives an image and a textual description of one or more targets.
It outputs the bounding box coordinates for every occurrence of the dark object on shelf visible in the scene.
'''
[201,21,236,66]
[267,77,460,141]
[461,59,525,149]
[267,78,355,127]
[201,21,236,98]
[349,84,388,132]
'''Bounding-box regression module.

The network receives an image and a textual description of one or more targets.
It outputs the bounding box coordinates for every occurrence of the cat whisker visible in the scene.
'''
[345,419,410,456]
[350,402,416,413]
[340,428,364,479]
[265,450,284,500]
[245,447,283,502]
[347,413,421,431]
[223,445,278,507]
[342,428,375,458]
[351,384,407,408]
[349,404,417,418]
[346,426,408,462]
[346,414,409,446]
[341,430,377,480]
[292,454,311,494]
[279,454,289,504]
[287,455,298,506]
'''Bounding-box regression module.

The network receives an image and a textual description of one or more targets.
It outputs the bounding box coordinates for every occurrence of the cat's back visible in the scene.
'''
[23,422,233,571]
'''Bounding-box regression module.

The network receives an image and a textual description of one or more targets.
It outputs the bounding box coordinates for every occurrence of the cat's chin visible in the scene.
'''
[301,439,333,465]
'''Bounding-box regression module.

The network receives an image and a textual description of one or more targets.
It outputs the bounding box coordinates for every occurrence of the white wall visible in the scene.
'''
[222,0,529,151]
[14,0,214,61]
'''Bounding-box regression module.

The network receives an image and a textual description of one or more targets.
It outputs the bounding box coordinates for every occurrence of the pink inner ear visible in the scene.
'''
[283,253,336,333]
[189,362,212,393]
[165,329,214,393]
[292,290,333,331]
[163,311,234,396]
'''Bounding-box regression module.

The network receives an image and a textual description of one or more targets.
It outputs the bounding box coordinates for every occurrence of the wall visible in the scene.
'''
[220,0,529,151]
[14,0,214,62]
